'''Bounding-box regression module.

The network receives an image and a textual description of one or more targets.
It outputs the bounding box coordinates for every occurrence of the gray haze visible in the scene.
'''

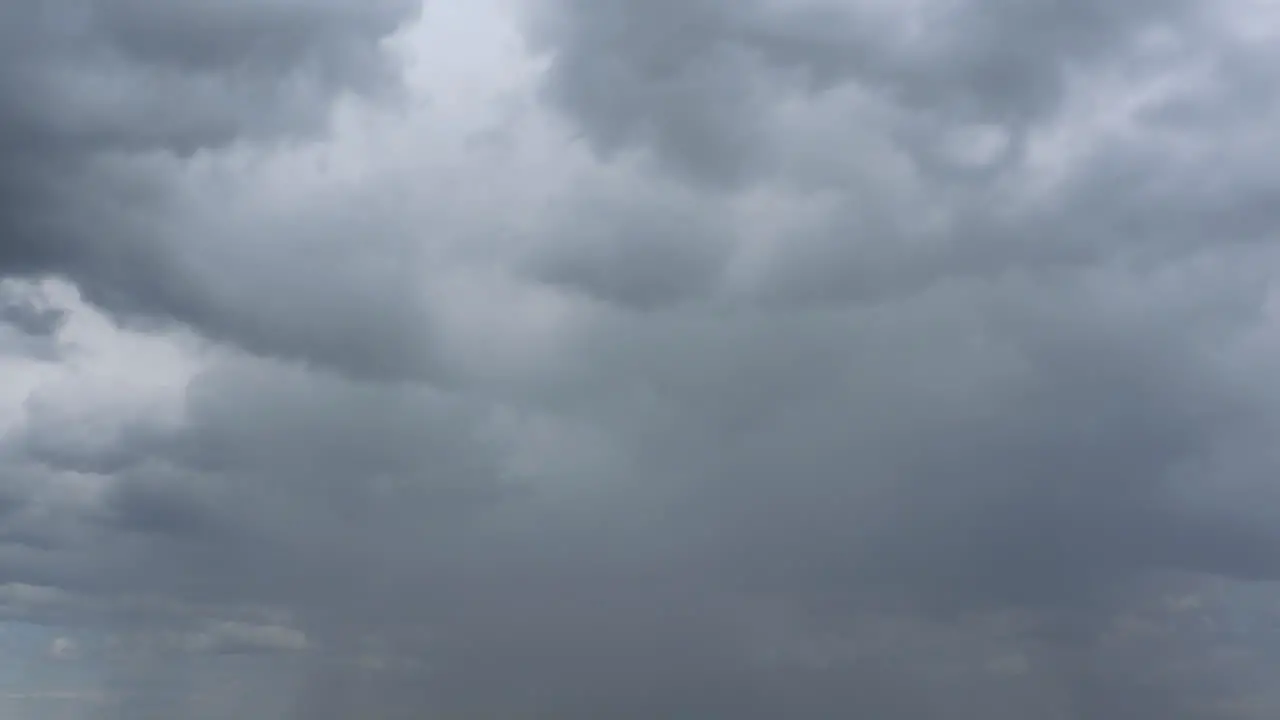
[3,0,1280,717]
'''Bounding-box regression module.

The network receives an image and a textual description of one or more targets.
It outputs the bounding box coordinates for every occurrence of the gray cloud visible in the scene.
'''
[2,0,1280,717]
[180,621,309,656]
[0,0,426,379]
[529,0,1201,186]
[524,176,734,309]
[0,0,416,155]
[0,280,67,361]
[0,293,65,340]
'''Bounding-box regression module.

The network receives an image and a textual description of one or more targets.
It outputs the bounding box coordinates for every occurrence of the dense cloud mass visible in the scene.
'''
[4,0,1280,717]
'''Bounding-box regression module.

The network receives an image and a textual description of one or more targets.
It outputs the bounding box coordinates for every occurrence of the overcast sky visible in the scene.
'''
[4,0,1280,717]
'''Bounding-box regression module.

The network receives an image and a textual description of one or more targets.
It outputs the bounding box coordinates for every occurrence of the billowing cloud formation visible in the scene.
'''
[0,0,428,378]
[4,0,1280,717]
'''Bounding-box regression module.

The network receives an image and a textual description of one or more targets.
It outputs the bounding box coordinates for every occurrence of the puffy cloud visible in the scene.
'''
[0,0,425,378]
[3,0,1280,717]
[528,0,1199,185]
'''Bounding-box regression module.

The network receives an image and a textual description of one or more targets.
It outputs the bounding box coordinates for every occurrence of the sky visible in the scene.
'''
[4,0,1280,717]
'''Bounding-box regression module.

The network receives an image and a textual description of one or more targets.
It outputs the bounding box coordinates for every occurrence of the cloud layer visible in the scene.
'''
[4,0,1280,717]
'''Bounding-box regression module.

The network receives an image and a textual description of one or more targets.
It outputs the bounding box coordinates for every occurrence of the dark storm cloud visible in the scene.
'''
[0,0,425,378]
[6,352,514,613]
[0,1,416,154]
[491,0,1280,713]
[532,0,1280,313]
[97,478,224,542]
[4,0,1280,717]
[529,0,1200,186]
[512,0,1280,616]
[0,281,66,360]
[527,0,767,184]
[528,272,1275,621]
[0,295,65,339]
[525,178,734,309]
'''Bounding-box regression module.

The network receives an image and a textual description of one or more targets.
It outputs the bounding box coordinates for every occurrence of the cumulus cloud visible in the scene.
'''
[0,0,426,379]
[3,0,1280,717]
